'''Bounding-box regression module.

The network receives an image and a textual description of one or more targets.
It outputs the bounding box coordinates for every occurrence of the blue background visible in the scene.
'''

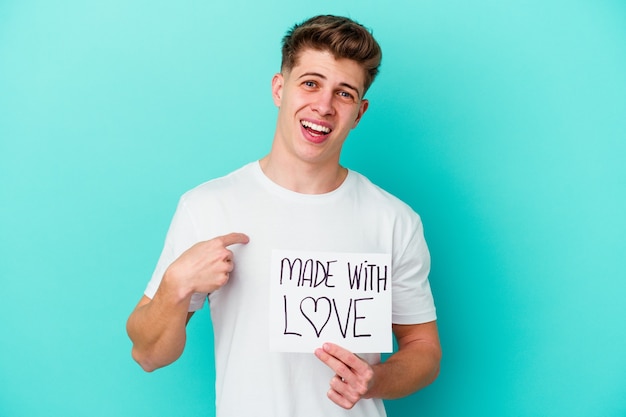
[1,1,625,416]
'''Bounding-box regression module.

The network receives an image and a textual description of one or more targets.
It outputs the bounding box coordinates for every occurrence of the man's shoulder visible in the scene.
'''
[180,161,258,203]
[350,170,420,218]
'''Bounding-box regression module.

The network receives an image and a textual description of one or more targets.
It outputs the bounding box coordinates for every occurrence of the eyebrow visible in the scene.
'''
[297,72,362,99]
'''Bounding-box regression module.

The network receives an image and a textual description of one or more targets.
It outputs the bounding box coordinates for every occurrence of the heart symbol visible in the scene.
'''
[300,296,332,337]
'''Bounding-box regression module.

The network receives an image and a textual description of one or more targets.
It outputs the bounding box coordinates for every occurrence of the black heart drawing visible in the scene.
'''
[300,296,332,337]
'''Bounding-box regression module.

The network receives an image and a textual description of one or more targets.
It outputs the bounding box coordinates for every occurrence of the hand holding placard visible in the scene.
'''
[314,342,375,409]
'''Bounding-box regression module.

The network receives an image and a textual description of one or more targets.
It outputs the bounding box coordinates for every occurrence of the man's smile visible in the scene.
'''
[301,119,332,135]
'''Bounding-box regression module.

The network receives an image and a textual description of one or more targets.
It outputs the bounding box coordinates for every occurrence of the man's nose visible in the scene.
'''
[311,90,335,116]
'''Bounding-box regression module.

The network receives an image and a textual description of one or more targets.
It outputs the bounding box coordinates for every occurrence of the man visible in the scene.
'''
[127,15,441,417]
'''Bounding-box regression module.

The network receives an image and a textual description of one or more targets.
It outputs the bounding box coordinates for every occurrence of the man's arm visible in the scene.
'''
[126,293,194,372]
[368,321,441,397]
[126,233,249,372]
[314,321,441,409]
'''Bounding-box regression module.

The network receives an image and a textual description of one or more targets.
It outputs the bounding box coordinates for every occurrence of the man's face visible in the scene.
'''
[271,48,369,168]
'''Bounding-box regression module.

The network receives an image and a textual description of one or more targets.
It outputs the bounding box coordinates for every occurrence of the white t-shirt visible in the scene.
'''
[145,162,436,417]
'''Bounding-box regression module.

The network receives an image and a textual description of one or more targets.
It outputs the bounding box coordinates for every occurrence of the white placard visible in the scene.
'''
[269,250,392,353]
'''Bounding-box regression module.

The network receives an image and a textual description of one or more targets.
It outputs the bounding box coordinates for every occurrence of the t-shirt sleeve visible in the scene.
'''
[391,214,436,324]
[144,197,208,312]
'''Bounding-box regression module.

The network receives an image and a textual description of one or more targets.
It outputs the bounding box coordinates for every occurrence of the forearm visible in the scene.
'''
[367,340,441,399]
[126,278,193,372]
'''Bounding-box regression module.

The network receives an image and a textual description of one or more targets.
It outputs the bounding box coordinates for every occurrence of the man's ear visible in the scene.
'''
[352,99,369,129]
[271,73,284,107]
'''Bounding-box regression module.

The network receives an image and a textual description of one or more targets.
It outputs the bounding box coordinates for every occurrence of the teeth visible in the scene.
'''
[301,120,331,134]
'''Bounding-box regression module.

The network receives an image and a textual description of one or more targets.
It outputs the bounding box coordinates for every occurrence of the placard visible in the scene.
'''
[269,250,392,353]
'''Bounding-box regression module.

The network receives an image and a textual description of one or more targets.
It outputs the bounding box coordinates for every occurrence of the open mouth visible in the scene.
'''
[301,120,332,137]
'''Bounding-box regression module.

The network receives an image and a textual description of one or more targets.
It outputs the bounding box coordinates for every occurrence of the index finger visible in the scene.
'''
[319,343,370,374]
[218,232,250,247]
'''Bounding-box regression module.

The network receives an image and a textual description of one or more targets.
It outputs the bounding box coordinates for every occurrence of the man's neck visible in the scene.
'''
[259,155,348,195]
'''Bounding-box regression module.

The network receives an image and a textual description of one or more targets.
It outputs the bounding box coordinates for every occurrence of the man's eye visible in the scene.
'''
[338,91,354,100]
[303,81,316,88]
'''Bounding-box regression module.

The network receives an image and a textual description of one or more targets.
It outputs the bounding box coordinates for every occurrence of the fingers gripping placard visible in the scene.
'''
[269,250,392,353]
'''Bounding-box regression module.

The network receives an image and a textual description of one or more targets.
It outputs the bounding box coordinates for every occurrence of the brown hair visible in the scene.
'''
[281,15,382,94]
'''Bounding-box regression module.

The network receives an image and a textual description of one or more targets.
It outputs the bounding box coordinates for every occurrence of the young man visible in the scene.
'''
[127,15,441,417]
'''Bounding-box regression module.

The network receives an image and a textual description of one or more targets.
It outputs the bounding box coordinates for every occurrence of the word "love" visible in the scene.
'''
[282,295,374,338]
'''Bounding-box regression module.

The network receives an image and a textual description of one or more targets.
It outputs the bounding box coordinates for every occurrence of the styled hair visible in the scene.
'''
[281,15,382,94]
